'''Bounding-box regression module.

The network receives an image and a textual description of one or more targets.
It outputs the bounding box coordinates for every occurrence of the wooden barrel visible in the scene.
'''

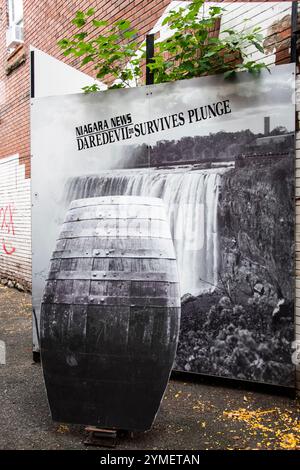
[40,196,181,431]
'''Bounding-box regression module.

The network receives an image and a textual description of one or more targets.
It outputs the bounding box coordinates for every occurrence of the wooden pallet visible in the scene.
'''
[84,427,118,448]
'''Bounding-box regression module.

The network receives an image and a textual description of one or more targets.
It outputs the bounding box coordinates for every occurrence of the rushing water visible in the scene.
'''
[65,167,229,296]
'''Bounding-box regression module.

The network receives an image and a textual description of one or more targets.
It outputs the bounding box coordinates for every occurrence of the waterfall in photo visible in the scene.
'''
[65,167,229,296]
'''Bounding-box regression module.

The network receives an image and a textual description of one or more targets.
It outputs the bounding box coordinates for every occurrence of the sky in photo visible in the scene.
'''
[146,64,295,143]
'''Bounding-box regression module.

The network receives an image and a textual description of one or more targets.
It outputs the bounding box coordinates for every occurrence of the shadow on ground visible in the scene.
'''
[0,286,299,450]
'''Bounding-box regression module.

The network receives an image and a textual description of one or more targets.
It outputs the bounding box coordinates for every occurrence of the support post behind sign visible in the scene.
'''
[291,1,299,65]
[30,49,41,363]
[146,34,155,85]
[30,50,35,98]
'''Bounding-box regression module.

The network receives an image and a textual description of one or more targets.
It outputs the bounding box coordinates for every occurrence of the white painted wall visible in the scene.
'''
[31,46,106,98]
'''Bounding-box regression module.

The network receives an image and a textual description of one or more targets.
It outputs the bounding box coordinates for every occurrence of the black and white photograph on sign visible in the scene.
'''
[31,64,295,394]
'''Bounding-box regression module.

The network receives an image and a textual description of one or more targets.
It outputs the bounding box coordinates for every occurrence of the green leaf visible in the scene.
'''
[224,70,236,79]
[72,18,85,28]
[63,47,77,56]
[73,32,88,40]
[116,19,131,31]
[81,55,94,65]
[86,8,95,17]
[72,10,86,28]
[92,19,108,27]
[82,84,101,93]
[209,6,223,16]
[123,29,138,39]
[75,11,85,18]
[204,50,217,58]
[57,38,69,48]
[162,17,170,26]
[110,83,125,89]
[252,41,264,53]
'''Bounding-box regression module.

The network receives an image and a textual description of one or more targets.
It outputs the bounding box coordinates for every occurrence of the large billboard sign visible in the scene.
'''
[31,64,295,387]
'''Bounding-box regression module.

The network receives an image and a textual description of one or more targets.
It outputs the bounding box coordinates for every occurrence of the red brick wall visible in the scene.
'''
[0,0,172,178]
[0,1,293,179]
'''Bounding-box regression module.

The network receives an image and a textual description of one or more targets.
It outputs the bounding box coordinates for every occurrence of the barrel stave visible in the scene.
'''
[65,203,167,222]
[54,236,176,258]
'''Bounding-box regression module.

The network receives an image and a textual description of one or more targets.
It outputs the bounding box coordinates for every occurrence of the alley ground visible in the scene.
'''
[0,286,299,450]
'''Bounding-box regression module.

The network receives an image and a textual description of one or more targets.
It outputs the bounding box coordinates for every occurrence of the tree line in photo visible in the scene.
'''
[121,127,294,168]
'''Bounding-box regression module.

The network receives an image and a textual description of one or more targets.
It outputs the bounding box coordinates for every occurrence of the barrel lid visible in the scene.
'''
[69,196,165,210]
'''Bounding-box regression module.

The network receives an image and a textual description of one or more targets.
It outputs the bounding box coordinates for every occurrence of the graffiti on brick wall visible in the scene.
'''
[0,204,16,255]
